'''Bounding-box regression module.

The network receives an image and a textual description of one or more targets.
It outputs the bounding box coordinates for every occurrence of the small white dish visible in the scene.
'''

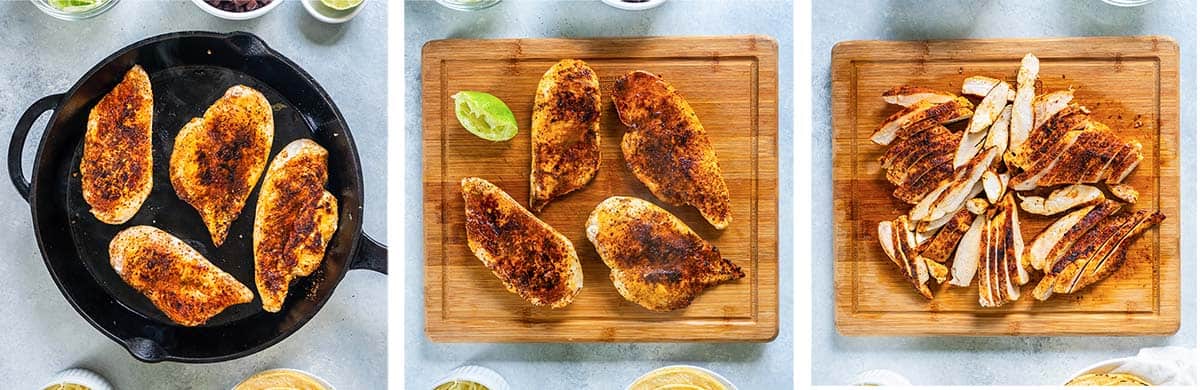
[42,368,113,390]
[1100,0,1154,6]
[601,0,667,11]
[191,0,283,20]
[432,365,510,390]
[231,368,335,390]
[302,0,366,24]
[625,365,738,390]
[1064,357,1148,385]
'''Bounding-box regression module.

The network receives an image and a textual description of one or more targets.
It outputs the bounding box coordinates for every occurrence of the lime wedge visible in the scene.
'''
[320,0,363,11]
[452,91,518,142]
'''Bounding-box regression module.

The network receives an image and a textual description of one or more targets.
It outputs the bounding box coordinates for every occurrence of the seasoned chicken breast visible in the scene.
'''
[1033,210,1163,300]
[530,59,601,212]
[611,71,733,229]
[254,139,338,313]
[586,196,744,311]
[462,177,582,308]
[81,65,153,225]
[109,225,253,326]
[170,85,274,246]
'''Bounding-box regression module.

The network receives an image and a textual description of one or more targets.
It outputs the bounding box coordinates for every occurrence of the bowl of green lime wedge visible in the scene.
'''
[303,0,366,24]
[31,0,119,20]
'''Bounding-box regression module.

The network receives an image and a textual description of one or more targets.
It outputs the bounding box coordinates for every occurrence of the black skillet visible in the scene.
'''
[6,31,386,363]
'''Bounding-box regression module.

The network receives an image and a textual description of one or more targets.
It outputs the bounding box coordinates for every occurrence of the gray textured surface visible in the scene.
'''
[0,1,386,388]
[812,0,1196,386]
[405,0,793,388]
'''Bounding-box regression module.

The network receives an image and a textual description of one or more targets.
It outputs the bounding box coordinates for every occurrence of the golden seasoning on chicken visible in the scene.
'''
[870,96,974,145]
[870,53,1163,307]
[1033,209,1164,300]
[109,225,253,326]
[611,70,733,230]
[586,196,744,311]
[529,59,601,212]
[81,65,153,225]
[253,139,339,313]
[170,85,274,246]
[461,177,582,308]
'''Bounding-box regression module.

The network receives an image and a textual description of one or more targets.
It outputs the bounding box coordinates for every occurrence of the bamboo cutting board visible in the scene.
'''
[832,36,1179,336]
[423,36,778,342]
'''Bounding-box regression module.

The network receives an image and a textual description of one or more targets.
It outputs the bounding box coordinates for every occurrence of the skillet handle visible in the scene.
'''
[350,234,387,274]
[8,94,63,203]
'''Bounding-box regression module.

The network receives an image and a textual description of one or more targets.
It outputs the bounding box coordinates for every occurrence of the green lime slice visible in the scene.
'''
[320,0,363,11]
[452,91,518,142]
[48,0,101,12]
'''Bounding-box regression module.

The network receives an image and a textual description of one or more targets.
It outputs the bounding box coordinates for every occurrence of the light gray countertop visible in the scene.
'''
[812,0,1196,386]
[0,1,386,389]
[404,1,793,388]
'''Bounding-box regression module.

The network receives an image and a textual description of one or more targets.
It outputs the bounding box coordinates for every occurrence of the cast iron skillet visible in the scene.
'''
[6,31,386,363]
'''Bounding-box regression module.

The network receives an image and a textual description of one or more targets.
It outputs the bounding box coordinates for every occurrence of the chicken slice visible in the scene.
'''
[870,97,974,145]
[1008,53,1040,153]
[1108,183,1139,203]
[1026,200,1122,273]
[893,155,955,204]
[1065,211,1164,292]
[982,170,1003,204]
[1034,210,1163,300]
[882,86,959,107]
[916,209,974,264]
[966,80,1012,134]
[1033,89,1075,130]
[1018,184,1105,215]
[892,216,934,299]
[1011,127,1138,190]
[916,147,997,222]
[962,76,1017,100]
[587,196,744,311]
[1007,105,1090,171]
[949,213,986,286]
[880,125,955,171]
[611,71,733,229]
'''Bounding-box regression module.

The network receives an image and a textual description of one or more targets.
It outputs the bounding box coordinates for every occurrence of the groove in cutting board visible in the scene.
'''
[423,36,779,342]
[832,36,1179,336]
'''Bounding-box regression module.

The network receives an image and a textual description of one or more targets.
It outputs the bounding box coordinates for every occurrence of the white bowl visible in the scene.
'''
[601,0,666,11]
[191,0,283,20]
[42,368,113,390]
[1064,357,1150,385]
[302,0,366,24]
[231,368,335,390]
[432,365,510,390]
[625,365,738,390]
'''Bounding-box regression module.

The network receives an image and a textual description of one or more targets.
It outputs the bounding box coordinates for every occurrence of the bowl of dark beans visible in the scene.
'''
[192,0,282,20]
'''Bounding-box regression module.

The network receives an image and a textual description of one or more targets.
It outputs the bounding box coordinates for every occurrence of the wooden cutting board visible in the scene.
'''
[832,36,1180,336]
[423,36,778,342]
